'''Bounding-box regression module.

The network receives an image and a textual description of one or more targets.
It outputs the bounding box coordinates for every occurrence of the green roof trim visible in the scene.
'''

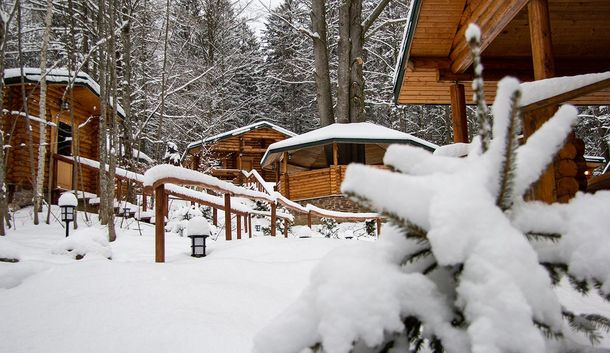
[392,0,423,105]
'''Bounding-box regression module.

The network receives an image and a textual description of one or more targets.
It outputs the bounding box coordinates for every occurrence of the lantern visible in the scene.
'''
[58,192,77,237]
[187,217,212,257]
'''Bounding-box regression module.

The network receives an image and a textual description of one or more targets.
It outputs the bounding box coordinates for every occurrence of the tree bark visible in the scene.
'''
[349,0,365,123]
[33,0,54,225]
[336,0,351,124]
[311,0,335,127]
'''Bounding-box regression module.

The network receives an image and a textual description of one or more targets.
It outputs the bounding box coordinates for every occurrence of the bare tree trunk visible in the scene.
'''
[336,0,351,124]
[106,0,119,242]
[16,0,39,224]
[120,2,135,203]
[349,0,365,123]
[67,0,79,230]
[33,0,54,225]
[157,0,171,160]
[0,3,18,235]
[97,0,109,226]
[311,0,334,127]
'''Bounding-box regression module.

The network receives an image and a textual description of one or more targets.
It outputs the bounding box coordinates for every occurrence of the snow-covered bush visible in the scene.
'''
[254,24,610,353]
[319,217,339,238]
[166,205,203,236]
[52,227,112,260]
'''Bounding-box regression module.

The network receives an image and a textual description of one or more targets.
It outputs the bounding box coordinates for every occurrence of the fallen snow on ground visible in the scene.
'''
[1,206,608,353]
[0,207,348,353]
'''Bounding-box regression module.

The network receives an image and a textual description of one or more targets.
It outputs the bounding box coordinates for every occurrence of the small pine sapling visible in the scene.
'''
[319,217,339,238]
[254,23,610,353]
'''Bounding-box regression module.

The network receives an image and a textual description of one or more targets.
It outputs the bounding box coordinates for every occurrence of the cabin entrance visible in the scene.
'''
[56,122,73,190]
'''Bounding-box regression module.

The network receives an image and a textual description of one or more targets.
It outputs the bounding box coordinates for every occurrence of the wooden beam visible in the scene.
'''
[449,0,529,73]
[244,214,248,234]
[237,215,242,240]
[213,207,217,226]
[164,192,169,218]
[525,0,557,204]
[529,0,555,80]
[521,78,610,113]
[270,203,277,237]
[155,184,165,263]
[307,212,312,229]
[224,193,232,241]
[450,83,469,143]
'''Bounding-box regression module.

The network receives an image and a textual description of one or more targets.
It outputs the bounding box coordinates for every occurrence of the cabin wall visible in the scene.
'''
[184,127,290,182]
[2,84,100,200]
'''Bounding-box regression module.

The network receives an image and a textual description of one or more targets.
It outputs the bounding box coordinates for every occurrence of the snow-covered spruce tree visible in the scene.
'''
[253,24,610,353]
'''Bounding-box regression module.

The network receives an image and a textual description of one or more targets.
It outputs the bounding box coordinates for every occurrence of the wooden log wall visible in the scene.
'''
[555,133,587,203]
[2,84,102,195]
[183,127,290,182]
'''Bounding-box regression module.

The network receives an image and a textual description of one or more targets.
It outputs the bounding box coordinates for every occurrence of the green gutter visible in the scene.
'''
[260,136,437,167]
[392,0,423,105]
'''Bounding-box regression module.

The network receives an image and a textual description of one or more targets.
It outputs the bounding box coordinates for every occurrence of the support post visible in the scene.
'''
[155,184,165,263]
[450,83,469,143]
[237,214,242,240]
[213,207,218,226]
[526,0,557,203]
[270,203,277,237]
[142,191,147,212]
[244,214,248,234]
[224,193,232,241]
[164,193,169,217]
[116,180,123,202]
[332,143,338,166]
[248,214,252,238]
[307,212,312,229]
[376,218,381,237]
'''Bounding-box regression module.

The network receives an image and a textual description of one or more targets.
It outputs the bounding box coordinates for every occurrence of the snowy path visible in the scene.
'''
[0,211,349,353]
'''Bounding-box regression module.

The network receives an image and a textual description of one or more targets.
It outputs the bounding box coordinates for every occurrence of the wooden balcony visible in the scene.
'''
[278,165,389,201]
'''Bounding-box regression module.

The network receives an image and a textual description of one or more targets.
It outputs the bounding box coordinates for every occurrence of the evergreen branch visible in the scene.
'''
[534,319,564,340]
[562,310,605,345]
[540,262,568,285]
[526,232,562,243]
[401,247,432,266]
[422,262,438,275]
[496,88,522,211]
[345,192,429,242]
[568,274,590,295]
[467,26,491,152]
[428,336,445,353]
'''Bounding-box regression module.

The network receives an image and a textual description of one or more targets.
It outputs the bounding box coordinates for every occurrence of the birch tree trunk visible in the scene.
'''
[106,0,119,242]
[33,0,54,225]
[311,0,335,127]
[16,0,39,225]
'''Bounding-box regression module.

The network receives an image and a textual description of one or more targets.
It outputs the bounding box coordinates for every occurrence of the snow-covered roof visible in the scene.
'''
[185,121,296,151]
[520,71,610,109]
[260,122,437,168]
[4,68,126,118]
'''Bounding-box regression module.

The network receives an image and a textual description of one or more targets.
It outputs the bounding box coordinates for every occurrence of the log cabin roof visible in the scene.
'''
[185,121,296,152]
[4,68,126,118]
[392,0,610,105]
[260,122,438,170]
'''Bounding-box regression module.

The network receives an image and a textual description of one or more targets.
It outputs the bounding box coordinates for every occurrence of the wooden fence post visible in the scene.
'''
[224,194,232,241]
[142,191,147,212]
[155,184,165,263]
[270,203,277,237]
[248,214,252,238]
[376,218,382,238]
[307,212,312,228]
[213,207,218,226]
[237,215,242,240]
[284,219,289,238]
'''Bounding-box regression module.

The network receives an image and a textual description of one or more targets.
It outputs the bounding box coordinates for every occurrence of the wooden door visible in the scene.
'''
[57,160,73,190]
[242,158,253,172]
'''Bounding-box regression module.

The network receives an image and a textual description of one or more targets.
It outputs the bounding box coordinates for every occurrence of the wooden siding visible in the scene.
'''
[2,84,101,195]
[184,127,291,182]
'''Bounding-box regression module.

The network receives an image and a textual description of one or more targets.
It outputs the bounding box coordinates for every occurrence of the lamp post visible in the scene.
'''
[58,192,77,237]
[187,217,212,257]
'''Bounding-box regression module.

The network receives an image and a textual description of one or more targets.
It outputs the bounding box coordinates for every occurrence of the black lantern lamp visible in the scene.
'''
[187,217,212,257]
[58,192,77,237]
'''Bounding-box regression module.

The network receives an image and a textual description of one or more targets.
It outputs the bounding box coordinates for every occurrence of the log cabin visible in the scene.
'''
[260,122,437,212]
[182,121,296,182]
[2,68,125,205]
[393,0,610,201]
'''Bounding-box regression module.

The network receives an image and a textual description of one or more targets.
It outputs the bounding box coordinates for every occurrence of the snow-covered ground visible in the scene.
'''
[0,206,357,353]
[0,206,608,353]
